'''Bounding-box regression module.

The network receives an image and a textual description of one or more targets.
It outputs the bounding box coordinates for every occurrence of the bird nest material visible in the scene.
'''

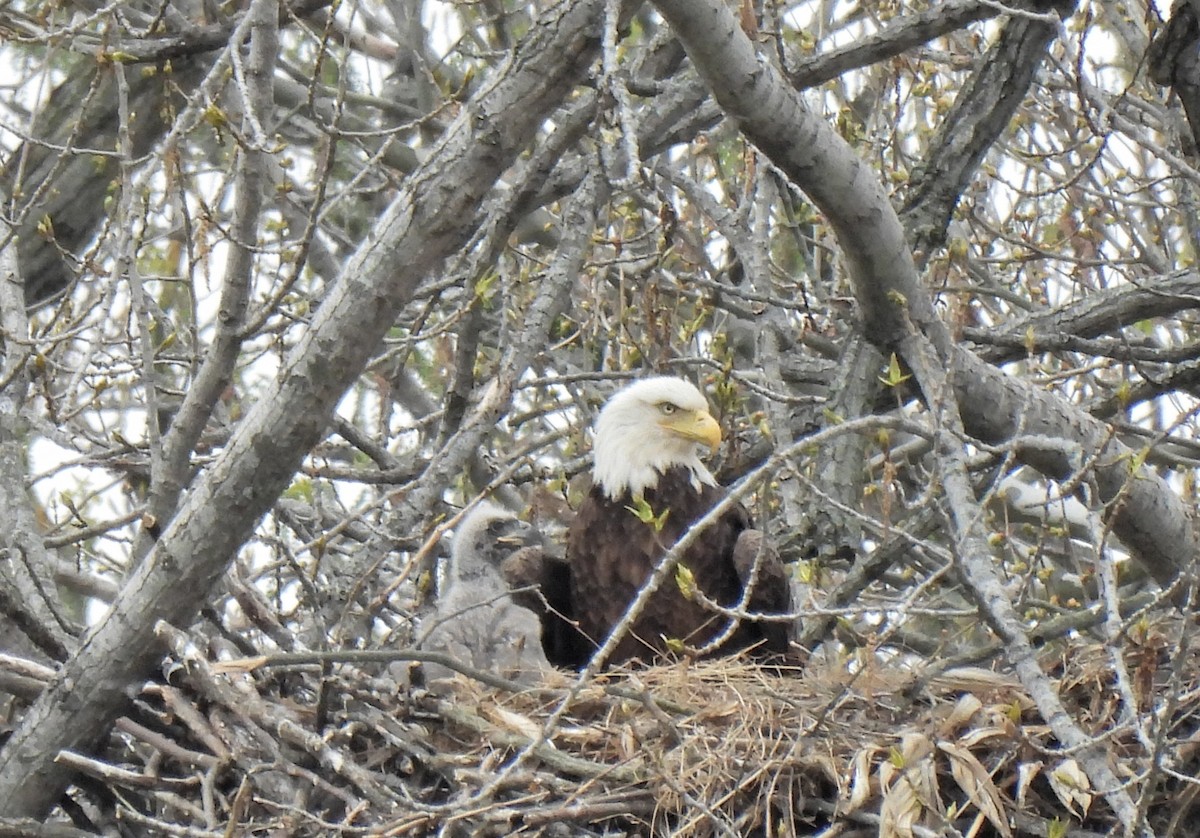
[14,619,1200,837]
[404,659,1030,838]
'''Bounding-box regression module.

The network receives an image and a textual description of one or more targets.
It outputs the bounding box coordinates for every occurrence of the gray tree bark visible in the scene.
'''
[648,0,1194,591]
[0,0,615,815]
[647,0,1185,829]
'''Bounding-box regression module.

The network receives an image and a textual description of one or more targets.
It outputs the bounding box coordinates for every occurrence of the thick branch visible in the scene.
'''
[0,56,206,306]
[0,0,613,816]
[0,232,74,662]
[788,0,996,90]
[650,0,1192,588]
[951,351,1193,587]
[650,0,937,350]
[138,0,279,560]
[649,0,1189,826]
[901,333,1145,834]
[969,269,1200,364]
[900,6,1070,255]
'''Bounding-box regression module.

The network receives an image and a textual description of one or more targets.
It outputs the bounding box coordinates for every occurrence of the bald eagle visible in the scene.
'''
[417,501,552,684]
[567,377,792,665]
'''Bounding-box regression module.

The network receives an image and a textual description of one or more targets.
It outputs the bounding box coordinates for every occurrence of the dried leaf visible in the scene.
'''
[618,724,637,762]
[958,725,1009,749]
[211,655,269,674]
[928,666,1022,694]
[1048,758,1092,818]
[551,725,605,746]
[1015,761,1043,810]
[483,705,543,743]
[939,693,983,736]
[879,769,924,838]
[879,734,939,838]
[846,747,876,812]
[939,741,1013,838]
[879,769,922,838]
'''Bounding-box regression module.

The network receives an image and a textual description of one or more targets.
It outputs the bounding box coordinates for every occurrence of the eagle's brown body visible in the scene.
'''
[568,465,790,664]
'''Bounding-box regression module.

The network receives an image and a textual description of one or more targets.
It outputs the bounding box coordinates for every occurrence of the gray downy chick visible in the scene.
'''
[417,501,551,685]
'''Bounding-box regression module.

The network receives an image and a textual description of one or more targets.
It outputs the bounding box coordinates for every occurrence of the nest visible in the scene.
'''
[16,619,1200,837]
[396,659,1038,838]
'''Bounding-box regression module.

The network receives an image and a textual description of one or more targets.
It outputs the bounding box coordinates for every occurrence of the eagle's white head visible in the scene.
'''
[591,376,722,500]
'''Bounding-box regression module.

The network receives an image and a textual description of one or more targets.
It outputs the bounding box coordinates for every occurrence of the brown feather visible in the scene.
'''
[567,465,791,665]
[732,529,791,617]
[500,546,590,668]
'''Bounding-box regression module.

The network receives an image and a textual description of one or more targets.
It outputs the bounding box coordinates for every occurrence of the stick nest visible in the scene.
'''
[22,620,1200,837]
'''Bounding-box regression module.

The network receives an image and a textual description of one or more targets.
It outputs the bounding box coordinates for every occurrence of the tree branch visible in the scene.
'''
[0,0,617,816]
[647,0,1180,828]
[900,4,1072,255]
[137,0,279,561]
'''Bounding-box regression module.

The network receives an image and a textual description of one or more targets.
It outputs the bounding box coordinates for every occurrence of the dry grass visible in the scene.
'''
[21,620,1200,837]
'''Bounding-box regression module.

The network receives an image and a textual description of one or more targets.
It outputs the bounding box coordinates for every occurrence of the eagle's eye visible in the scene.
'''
[658,402,678,415]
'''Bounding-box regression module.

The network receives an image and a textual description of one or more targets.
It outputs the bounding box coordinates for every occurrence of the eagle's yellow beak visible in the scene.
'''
[661,409,722,453]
